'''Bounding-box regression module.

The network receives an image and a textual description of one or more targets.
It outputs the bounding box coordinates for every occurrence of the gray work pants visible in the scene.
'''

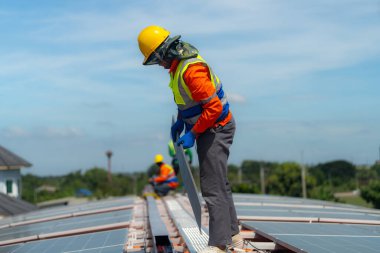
[196,117,239,247]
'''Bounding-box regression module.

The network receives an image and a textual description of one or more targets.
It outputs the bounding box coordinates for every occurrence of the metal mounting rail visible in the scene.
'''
[164,198,209,253]
[172,117,202,231]
[147,196,174,253]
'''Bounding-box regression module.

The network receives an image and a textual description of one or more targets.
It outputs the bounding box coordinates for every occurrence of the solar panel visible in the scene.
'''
[0,228,127,253]
[233,194,375,211]
[0,244,21,253]
[242,221,380,253]
[236,205,380,221]
[0,197,135,226]
[0,209,132,242]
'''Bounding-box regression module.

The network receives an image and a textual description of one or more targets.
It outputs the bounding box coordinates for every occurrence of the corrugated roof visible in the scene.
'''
[0,145,32,169]
[0,193,37,216]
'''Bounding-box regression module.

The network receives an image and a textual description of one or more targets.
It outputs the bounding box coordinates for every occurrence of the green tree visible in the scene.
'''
[231,183,260,193]
[266,162,303,197]
[370,163,380,178]
[309,160,356,190]
[361,180,380,209]
[308,185,335,201]
[228,164,240,184]
[356,166,376,187]
[83,167,111,198]
[240,160,278,185]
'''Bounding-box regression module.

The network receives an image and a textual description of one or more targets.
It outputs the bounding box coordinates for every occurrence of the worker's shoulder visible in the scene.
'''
[163,163,174,169]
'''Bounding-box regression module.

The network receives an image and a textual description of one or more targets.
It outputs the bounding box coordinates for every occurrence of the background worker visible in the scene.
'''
[149,154,179,197]
[138,26,243,253]
[168,139,193,175]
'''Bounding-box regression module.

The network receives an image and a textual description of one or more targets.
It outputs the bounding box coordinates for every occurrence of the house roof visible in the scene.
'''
[0,145,32,170]
[0,193,37,216]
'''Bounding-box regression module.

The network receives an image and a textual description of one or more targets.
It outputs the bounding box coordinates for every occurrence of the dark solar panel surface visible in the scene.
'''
[0,197,134,226]
[0,244,21,253]
[236,205,380,221]
[233,194,380,221]
[0,228,127,253]
[0,209,132,242]
[243,220,380,253]
[233,194,376,211]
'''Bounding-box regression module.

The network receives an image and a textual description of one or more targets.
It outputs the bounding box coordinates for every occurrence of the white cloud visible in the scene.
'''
[2,126,29,138]
[247,120,374,137]
[45,127,83,138]
[1,126,84,139]
[228,93,246,103]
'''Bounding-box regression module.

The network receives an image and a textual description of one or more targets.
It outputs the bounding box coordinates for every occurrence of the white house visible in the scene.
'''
[0,145,31,198]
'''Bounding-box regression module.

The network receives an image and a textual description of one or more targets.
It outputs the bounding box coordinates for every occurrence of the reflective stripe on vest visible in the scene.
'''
[160,164,178,183]
[169,55,229,125]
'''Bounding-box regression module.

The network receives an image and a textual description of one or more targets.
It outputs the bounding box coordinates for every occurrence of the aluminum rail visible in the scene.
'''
[172,117,202,231]
[147,196,174,253]
[164,197,209,253]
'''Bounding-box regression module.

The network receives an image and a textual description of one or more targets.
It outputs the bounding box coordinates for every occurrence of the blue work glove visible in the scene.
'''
[171,118,184,141]
[176,131,196,149]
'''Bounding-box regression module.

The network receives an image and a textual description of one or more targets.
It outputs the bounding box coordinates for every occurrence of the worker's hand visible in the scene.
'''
[171,118,184,141]
[176,131,196,149]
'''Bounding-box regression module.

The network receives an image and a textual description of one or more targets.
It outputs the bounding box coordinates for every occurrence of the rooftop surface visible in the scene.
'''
[0,145,31,169]
[0,194,37,216]
[0,194,379,253]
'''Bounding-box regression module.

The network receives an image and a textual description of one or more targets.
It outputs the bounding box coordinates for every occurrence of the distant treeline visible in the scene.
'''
[22,160,380,208]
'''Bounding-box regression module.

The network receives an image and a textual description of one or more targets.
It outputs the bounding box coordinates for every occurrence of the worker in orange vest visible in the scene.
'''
[149,154,179,197]
[138,26,243,253]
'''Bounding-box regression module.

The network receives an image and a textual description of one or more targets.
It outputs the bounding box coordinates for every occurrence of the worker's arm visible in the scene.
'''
[183,63,223,134]
[168,141,176,157]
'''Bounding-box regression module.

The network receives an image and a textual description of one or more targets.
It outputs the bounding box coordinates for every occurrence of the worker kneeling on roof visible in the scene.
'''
[149,154,179,197]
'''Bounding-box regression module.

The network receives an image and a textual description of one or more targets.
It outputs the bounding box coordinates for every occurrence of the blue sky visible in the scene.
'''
[1,0,379,175]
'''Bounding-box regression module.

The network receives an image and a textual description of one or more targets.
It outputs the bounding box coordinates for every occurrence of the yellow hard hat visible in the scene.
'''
[154,154,164,163]
[138,25,170,65]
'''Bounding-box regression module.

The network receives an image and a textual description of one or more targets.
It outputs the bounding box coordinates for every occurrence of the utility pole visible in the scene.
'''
[106,150,113,184]
[238,167,242,184]
[260,165,265,194]
[301,151,307,199]
[133,173,137,196]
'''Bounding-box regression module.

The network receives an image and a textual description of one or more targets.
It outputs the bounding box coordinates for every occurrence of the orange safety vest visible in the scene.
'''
[169,55,229,126]
[154,163,179,188]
